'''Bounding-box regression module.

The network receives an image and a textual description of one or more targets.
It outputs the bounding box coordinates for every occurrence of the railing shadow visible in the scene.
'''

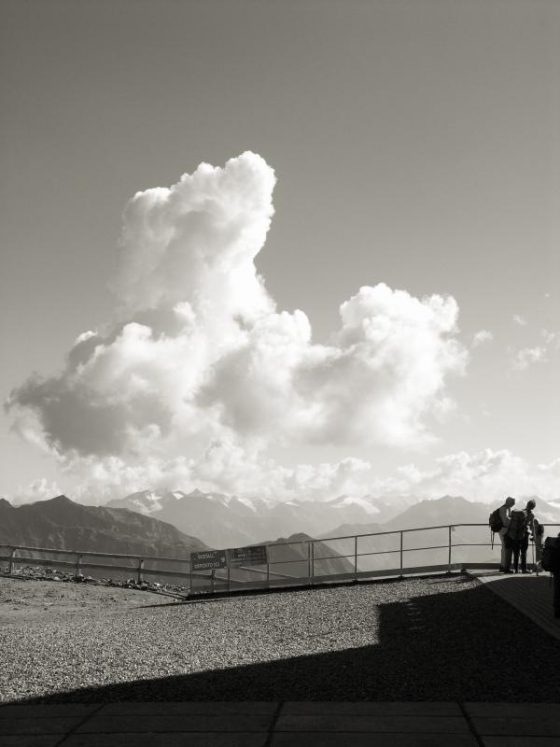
[4,577,560,704]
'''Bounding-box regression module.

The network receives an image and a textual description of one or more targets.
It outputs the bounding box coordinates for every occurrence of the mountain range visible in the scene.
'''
[3,492,560,583]
[106,489,419,548]
[107,489,560,549]
[0,496,353,583]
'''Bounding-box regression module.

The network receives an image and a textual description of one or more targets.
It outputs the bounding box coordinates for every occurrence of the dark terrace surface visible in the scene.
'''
[2,701,560,746]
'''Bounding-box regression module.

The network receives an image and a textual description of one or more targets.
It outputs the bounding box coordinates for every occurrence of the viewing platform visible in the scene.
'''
[2,527,560,745]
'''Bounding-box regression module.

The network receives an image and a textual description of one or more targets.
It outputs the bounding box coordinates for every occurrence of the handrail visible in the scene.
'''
[0,544,191,563]
[2,521,558,595]
[2,522,559,558]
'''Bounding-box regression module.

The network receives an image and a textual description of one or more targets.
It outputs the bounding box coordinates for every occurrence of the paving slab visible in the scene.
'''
[0,704,100,720]
[75,713,274,733]
[465,702,560,717]
[1,701,558,744]
[472,716,560,736]
[99,701,278,716]
[281,701,462,716]
[270,735,480,747]
[481,739,560,747]
[0,717,84,735]
[0,737,61,747]
[62,732,268,747]
[275,714,470,733]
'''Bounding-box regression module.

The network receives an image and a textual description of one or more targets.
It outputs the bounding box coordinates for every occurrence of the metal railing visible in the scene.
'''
[1,522,557,596]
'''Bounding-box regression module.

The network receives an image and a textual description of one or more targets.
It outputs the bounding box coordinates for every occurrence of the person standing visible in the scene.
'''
[506,507,530,573]
[498,497,515,572]
[523,499,541,572]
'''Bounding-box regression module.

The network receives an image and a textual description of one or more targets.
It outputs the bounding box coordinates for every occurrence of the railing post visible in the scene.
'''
[210,569,215,594]
[8,548,16,575]
[311,541,315,584]
[399,532,404,576]
[137,558,144,584]
[307,541,312,585]
[75,553,82,576]
[266,556,270,586]
[448,526,453,573]
[227,561,231,593]
[354,535,358,581]
[532,535,538,576]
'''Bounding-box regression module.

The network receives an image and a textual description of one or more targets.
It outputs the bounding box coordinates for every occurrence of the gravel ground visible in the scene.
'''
[1,574,560,703]
[0,576,170,624]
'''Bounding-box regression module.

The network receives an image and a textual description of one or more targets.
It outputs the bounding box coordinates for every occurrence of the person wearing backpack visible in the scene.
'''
[492,496,515,572]
[506,507,531,573]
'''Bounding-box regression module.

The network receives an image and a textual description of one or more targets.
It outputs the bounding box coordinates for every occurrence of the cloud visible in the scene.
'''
[13,446,560,508]
[472,329,493,348]
[113,152,276,321]
[541,329,558,346]
[509,329,559,372]
[201,282,466,448]
[381,449,560,504]
[512,346,547,371]
[6,152,467,496]
[513,314,527,326]
[10,478,63,507]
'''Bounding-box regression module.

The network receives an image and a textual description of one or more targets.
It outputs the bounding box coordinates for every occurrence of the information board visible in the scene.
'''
[190,549,227,571]
[228,545,268,567]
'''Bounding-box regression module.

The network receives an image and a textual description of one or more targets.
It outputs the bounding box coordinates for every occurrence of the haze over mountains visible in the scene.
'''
[106,489,419,549]
[107,490,560,549]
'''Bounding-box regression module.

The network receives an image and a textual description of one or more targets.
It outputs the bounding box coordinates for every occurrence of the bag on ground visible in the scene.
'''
[541,537,560,572]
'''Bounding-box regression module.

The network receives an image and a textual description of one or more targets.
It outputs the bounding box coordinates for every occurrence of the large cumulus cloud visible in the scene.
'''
[6,152,468,496]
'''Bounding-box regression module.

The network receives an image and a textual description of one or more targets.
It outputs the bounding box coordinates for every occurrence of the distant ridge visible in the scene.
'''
[0,495,207,557]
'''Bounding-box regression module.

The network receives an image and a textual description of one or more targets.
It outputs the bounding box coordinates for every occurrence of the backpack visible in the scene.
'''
[507,510,529,541]
[541,537,560,573]
[489,508,503,533]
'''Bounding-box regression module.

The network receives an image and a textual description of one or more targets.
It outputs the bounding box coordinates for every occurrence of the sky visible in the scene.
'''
[1,0,559,505]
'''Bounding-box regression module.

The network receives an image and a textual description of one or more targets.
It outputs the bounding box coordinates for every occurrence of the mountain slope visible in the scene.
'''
[0,495,207,557]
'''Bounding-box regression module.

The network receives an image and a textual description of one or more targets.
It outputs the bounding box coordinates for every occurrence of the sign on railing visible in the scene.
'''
[228,545,268,567]
[190,549,227,571]
[190,545,268,571]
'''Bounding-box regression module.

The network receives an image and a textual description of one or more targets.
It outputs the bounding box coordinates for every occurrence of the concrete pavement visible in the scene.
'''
[2,701,560,746]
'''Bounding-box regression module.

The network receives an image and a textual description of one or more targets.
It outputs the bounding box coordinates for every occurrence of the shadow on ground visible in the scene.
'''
[8,578,560,703]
